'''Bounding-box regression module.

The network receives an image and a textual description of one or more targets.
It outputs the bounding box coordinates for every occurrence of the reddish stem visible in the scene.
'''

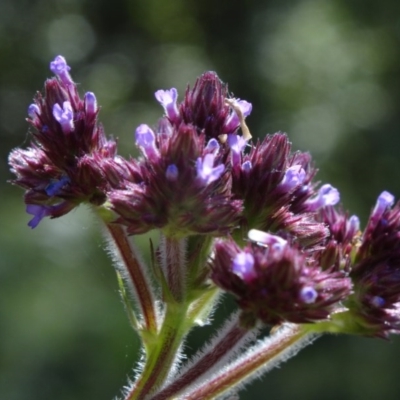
[183,325,309,399]
[106,223,157,333]
[151,324,248,400]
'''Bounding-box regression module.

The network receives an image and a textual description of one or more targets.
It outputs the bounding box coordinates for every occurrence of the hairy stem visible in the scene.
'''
[182,324,317,399]
[126,302,190,400]
[159,235,187,302]
[150,313,256,400]
[105,223,158,334]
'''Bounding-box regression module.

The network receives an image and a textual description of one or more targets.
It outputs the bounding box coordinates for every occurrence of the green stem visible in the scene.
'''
[126,302,190,400]
[150,312,253,400]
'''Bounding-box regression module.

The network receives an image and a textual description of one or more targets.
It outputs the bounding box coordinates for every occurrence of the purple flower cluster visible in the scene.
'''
[211,232,352,327]
[9,56,400,338]
[9,56,138,227]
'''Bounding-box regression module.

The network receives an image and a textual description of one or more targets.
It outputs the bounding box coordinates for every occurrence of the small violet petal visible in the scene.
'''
[306,184,340,211]
[371,296,386,308]
[347,215,360,235]
[84,92,97,116]
[242,160,252,172]
[196,153,225,185]
[154,88,179,122]
[300,286,318,304]
[53,101,74,133]
[279,165,306,192]
[232,251,256,281]
[45,176,70,196]
[49,55,73,85]
[28,104,41,119]
[248,229,287,250]
[135,124,159,161]
[205,138,220,153]
[227,134,247,168]
[166,164,179,181]
[224,99,253,133]
[26,204,52,229]
[371,191,395,221]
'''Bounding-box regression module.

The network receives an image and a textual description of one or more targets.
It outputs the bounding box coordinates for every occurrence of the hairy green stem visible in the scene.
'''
[126,302,190,400]
[150,313,252,400]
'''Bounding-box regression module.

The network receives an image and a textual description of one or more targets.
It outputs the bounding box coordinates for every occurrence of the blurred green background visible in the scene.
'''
[2,0,400,399]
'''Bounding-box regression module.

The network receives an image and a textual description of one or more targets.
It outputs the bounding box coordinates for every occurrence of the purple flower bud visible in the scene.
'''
[49,55,73,85]
[306,184,340,211]
[135,124,159,161]
[53,101,74,133]
[371,191,395,222]
[242,160,252,172]
[347,215,360,236]
[279,165,306,192]
[224,99,253,133]
[300,286,318,304]
[196,153,225,185]
[205,138,220,153]
[84,92,97,117]
[227,134,247,168]
[45,176,70,196]
[232,251,256,281]
[155,88,180,123]
[248,229,287,250]
[370,296,386,308]
[28,104,41,119]
[166,164,179,181]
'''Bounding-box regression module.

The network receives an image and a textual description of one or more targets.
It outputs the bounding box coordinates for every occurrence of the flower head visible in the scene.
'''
[334,192,400,338]
[211,234,352,327]
[108,120,241,237]
[8,55,129,227]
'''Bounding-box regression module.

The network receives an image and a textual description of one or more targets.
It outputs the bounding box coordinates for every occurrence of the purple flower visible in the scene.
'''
[224,99,253,133]
[155,88,180,123]
[211,238,352,326]
[232,251,256,281]
[135,124,159,162]
[367,191,395,232]
[300,286,318,304]
[205,138,220,153]
[84,92,98,117]
[305,184,340,211]
[28,104,41,120]
[26,202,74,228]
[247,229,287,251]
[45,176,70,196]
[9,56,124,225]
[26,204,52,228]
[279,165,306,192]
[227,134,247,168]
[53,101,74,133]
[241,160,252,172]
[196,153,225,185]
[50,55,73,85]
[165,164,179,181]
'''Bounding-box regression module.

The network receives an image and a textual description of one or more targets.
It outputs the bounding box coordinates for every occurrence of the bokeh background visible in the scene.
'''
[1,0,400,399]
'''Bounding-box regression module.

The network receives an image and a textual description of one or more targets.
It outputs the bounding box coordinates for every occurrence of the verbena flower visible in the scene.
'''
[340,191,400,337]
[211,232,352,328]
[230,133,335,248]
[108,72,252,237]
[9,55,136,227]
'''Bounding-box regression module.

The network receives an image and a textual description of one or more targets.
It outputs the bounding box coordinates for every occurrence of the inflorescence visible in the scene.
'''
[8,56,400,395]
